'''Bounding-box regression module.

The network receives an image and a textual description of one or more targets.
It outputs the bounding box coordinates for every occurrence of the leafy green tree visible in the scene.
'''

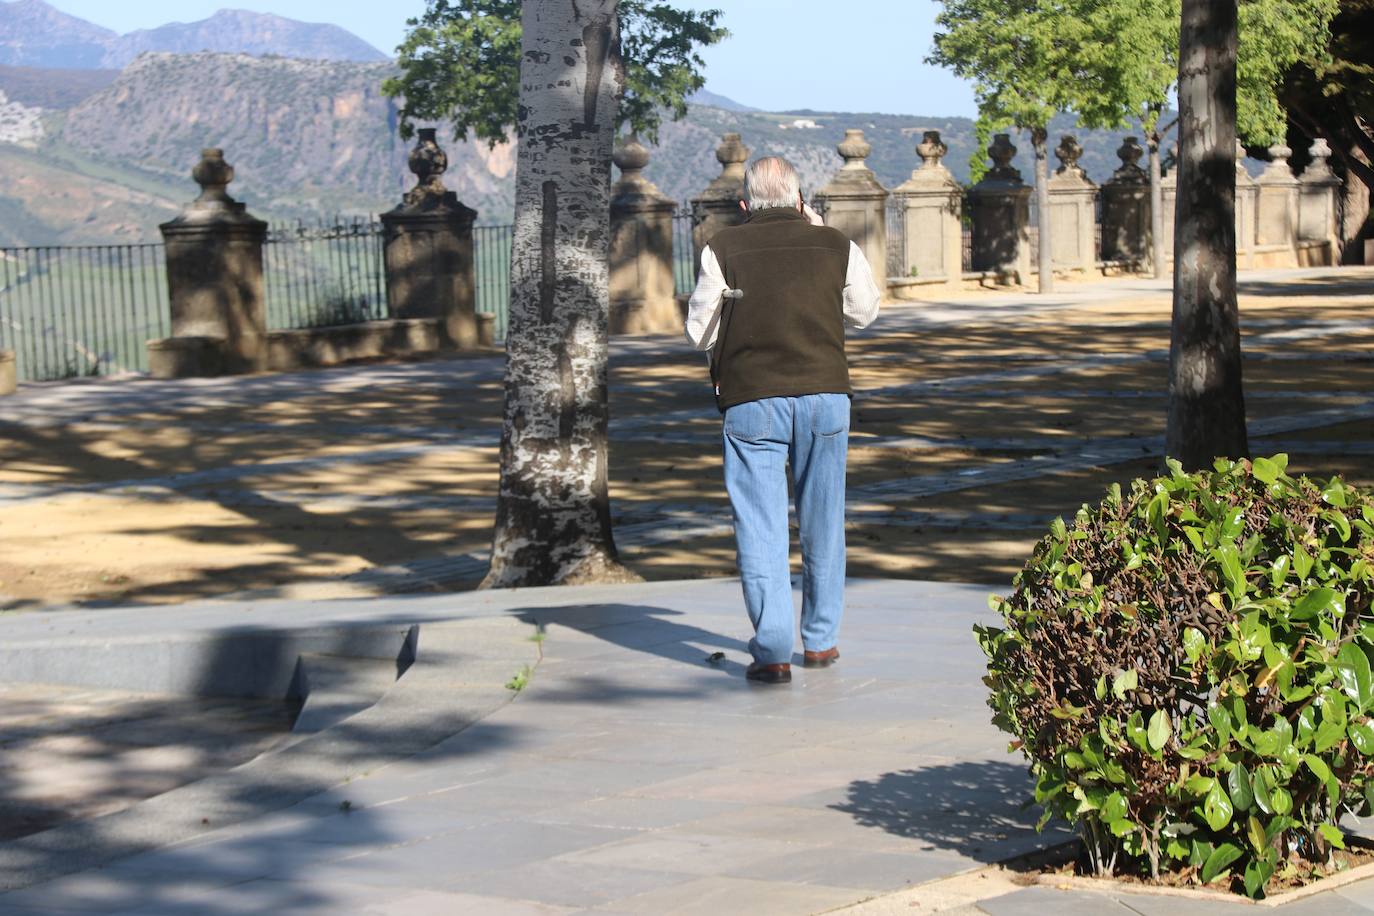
[1277,0,1374,258]
[929,0,1077,293]
[383,0,727,145]
[931,0,1337,282]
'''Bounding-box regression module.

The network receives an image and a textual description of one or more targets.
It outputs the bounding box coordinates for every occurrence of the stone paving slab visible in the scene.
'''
[6,577,1374,913]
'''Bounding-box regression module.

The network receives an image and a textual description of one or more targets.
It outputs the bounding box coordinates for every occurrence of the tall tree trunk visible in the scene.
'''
[1032,126,1054,293]
[1148,130,1166,280]
[1166,0,1248,469]
[483,0,638,588]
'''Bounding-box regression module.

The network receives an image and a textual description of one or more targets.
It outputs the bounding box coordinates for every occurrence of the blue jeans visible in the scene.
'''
[722,393,850,665]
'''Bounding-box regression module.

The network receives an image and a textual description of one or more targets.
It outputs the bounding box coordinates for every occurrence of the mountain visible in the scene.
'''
[0,52,1187,247]
[0,0,115,68]
[0,1,387,69]
[687,88,756,113]
[100,10,388,69]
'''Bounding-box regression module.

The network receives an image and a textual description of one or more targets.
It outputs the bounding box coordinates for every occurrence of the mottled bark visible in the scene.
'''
[1032,126,1054,293]
[1148,132,1166,280]
[483,0,638,588]
[1166,0,1249,469]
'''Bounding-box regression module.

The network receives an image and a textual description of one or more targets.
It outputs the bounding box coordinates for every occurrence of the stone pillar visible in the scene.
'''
[1298,139,1341,267]
[891,130,963,293]
[154,148,268,377]
[812,129,889,278]
[966,133,1031,284]
[0,349,14,396]
[691,133,749,274]
[381,128,481,349]
[1046,135,1097,274]
[1256,143,1299,266]
[1235,140,1259,269]
[1159,144,1178,263]
[1100,137,1151,266]
[609,136,678,334]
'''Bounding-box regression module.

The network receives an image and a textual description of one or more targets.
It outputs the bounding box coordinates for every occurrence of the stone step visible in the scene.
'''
[290,653,404,735]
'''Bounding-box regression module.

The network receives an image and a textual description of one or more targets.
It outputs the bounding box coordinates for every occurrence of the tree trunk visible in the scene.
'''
[1148,131,1166,279]
[483,0,638,588]
[1032,126,1054,293]
[1166,0,1248,469]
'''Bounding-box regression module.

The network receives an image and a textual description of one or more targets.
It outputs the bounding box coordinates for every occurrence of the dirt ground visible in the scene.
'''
[2,268,1372,610]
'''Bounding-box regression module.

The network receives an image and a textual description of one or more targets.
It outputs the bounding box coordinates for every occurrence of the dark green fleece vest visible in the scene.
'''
[708,208,852,411]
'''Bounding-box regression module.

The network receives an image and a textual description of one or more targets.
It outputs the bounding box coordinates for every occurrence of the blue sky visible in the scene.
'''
[45,0,978,118]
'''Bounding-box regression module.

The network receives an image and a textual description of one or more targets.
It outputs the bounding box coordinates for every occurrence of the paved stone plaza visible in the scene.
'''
[2,267,1372,609]
[1,268,1373,912]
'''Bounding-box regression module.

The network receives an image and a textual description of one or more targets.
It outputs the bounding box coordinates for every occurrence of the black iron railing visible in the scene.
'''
[473,223,513,342]
[263,217,388,331]
[0,243,169,382]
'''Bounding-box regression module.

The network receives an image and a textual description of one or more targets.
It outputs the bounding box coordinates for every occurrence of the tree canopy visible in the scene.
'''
[930,0,1338,174]
[382,0,726,146]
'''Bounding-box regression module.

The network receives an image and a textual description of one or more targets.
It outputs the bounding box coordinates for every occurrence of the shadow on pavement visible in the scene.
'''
[832,759,1072,863]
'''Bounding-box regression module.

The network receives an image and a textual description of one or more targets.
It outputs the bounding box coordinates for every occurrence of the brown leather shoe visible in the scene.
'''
[803,647,840,669]
[746,661,792,684]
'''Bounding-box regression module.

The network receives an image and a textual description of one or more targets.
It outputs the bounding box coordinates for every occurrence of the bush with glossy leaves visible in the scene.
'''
[978,455,1374,897]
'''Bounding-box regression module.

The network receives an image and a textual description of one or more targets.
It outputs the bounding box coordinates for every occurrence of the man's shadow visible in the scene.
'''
[512,603,753,680]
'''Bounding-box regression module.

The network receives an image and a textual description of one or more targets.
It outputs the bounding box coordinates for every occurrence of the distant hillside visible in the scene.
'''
[0,61,114,107]
[0,52,1186,247]
[0,0,387,69]
[100,10,388,68]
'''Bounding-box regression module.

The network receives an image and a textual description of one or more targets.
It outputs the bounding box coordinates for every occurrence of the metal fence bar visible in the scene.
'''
[473,224,513,343]
[671,206,695,296]
[0,243,171,382]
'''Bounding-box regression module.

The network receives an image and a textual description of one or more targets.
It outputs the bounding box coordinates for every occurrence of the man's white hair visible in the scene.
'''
[743,156,801,211]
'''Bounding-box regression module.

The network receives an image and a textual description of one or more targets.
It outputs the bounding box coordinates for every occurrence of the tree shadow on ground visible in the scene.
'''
[831,758,1073,863]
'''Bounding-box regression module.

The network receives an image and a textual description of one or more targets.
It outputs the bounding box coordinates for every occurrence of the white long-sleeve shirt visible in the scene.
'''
[684,240,882,351]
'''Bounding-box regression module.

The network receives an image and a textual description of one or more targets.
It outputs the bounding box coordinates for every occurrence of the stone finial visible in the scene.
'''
[917,130,948,170]
[1260,143,1295,181]
[837,129,872,170]
[716,132,749,178]
[403,128,452,209]
[191,148,241,210]
[1110,137,1148,184]
[1054,134,1084,177]
[613,134,651,178]
[987,133,1022,181]
[1305,137,1336,181]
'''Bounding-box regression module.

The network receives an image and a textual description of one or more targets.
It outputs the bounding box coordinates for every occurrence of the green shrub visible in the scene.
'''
[978,455,1374,898]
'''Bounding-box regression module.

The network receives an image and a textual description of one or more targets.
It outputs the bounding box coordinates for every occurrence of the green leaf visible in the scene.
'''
[1350,722,1374,755]
[1315,719,1347,753]
[1304,754,1333,783]
[1183,628,1206,664]
[1270,786,1293,816]
[1243,857,1273,898]
[1101,792,1128,823]
[1148,709,1172,751]
[1253,768,1274,814]
[1215,542,1246,599]
[1338,642,1373,709]
[1201,842,1244,884]
[1228,764,1254,812]
[1112,668,1138,700]
[1252,456,1279,484]
[1269,554,1291,588]
[1126,711,1150,752]
[1203,781,1234,831]
[1109,818,1137,838]
[1292,587,1341,620]
[1247,814,1267,852]
[1318,823,1347,850]
[1327,510,1352,543]
[1294,544,1314,580]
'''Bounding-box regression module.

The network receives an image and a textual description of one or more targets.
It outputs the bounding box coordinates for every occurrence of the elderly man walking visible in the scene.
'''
[686,156,882,684]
